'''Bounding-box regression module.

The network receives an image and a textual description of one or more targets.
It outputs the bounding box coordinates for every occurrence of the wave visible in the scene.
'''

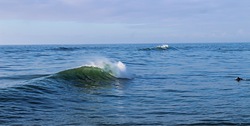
[0,58,131,89]
[54,59,132,87]
[156,44,169,49]
[139,44,177,51]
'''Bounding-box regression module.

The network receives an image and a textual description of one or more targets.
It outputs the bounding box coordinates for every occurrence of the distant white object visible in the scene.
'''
[156,44,169,49]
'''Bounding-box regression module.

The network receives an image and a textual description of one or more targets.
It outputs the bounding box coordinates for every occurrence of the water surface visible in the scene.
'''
[1,43,250,125]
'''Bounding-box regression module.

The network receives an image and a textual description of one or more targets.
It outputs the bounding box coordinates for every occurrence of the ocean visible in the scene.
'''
[1,43,250,125]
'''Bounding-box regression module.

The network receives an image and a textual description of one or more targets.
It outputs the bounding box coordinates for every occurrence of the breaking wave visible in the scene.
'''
[84,59,130,79]
[54,59,132,86]
[139,44,176,51]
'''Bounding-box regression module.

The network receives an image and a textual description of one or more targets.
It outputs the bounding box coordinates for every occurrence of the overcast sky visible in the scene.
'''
[0,0,250,45]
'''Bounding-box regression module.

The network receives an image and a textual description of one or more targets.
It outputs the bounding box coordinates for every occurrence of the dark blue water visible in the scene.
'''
[1,43,250,125]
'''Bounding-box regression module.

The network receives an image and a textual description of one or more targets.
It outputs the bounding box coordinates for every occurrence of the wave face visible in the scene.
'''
[56,66,117,86]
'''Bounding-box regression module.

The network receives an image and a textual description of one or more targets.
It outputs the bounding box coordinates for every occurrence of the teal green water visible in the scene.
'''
[1,43,250,125]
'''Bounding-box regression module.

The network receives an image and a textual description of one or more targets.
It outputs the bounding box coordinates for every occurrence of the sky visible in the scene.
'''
[0,0,250,45]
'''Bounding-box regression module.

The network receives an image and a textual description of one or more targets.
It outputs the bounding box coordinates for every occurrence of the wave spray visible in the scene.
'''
[84,58,131,79]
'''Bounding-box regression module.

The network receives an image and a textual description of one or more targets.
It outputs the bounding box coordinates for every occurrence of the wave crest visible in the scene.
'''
[139,44,171,51]
[85,59,131,79]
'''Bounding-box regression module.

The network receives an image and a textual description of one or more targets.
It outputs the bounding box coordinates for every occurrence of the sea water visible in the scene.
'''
[1,43,250,125]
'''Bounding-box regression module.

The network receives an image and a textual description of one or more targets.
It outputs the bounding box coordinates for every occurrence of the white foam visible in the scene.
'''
[157,44,169,49]
[84,58,131,79]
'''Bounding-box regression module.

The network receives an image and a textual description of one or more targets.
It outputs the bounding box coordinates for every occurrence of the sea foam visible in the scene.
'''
[84,58,131,79]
